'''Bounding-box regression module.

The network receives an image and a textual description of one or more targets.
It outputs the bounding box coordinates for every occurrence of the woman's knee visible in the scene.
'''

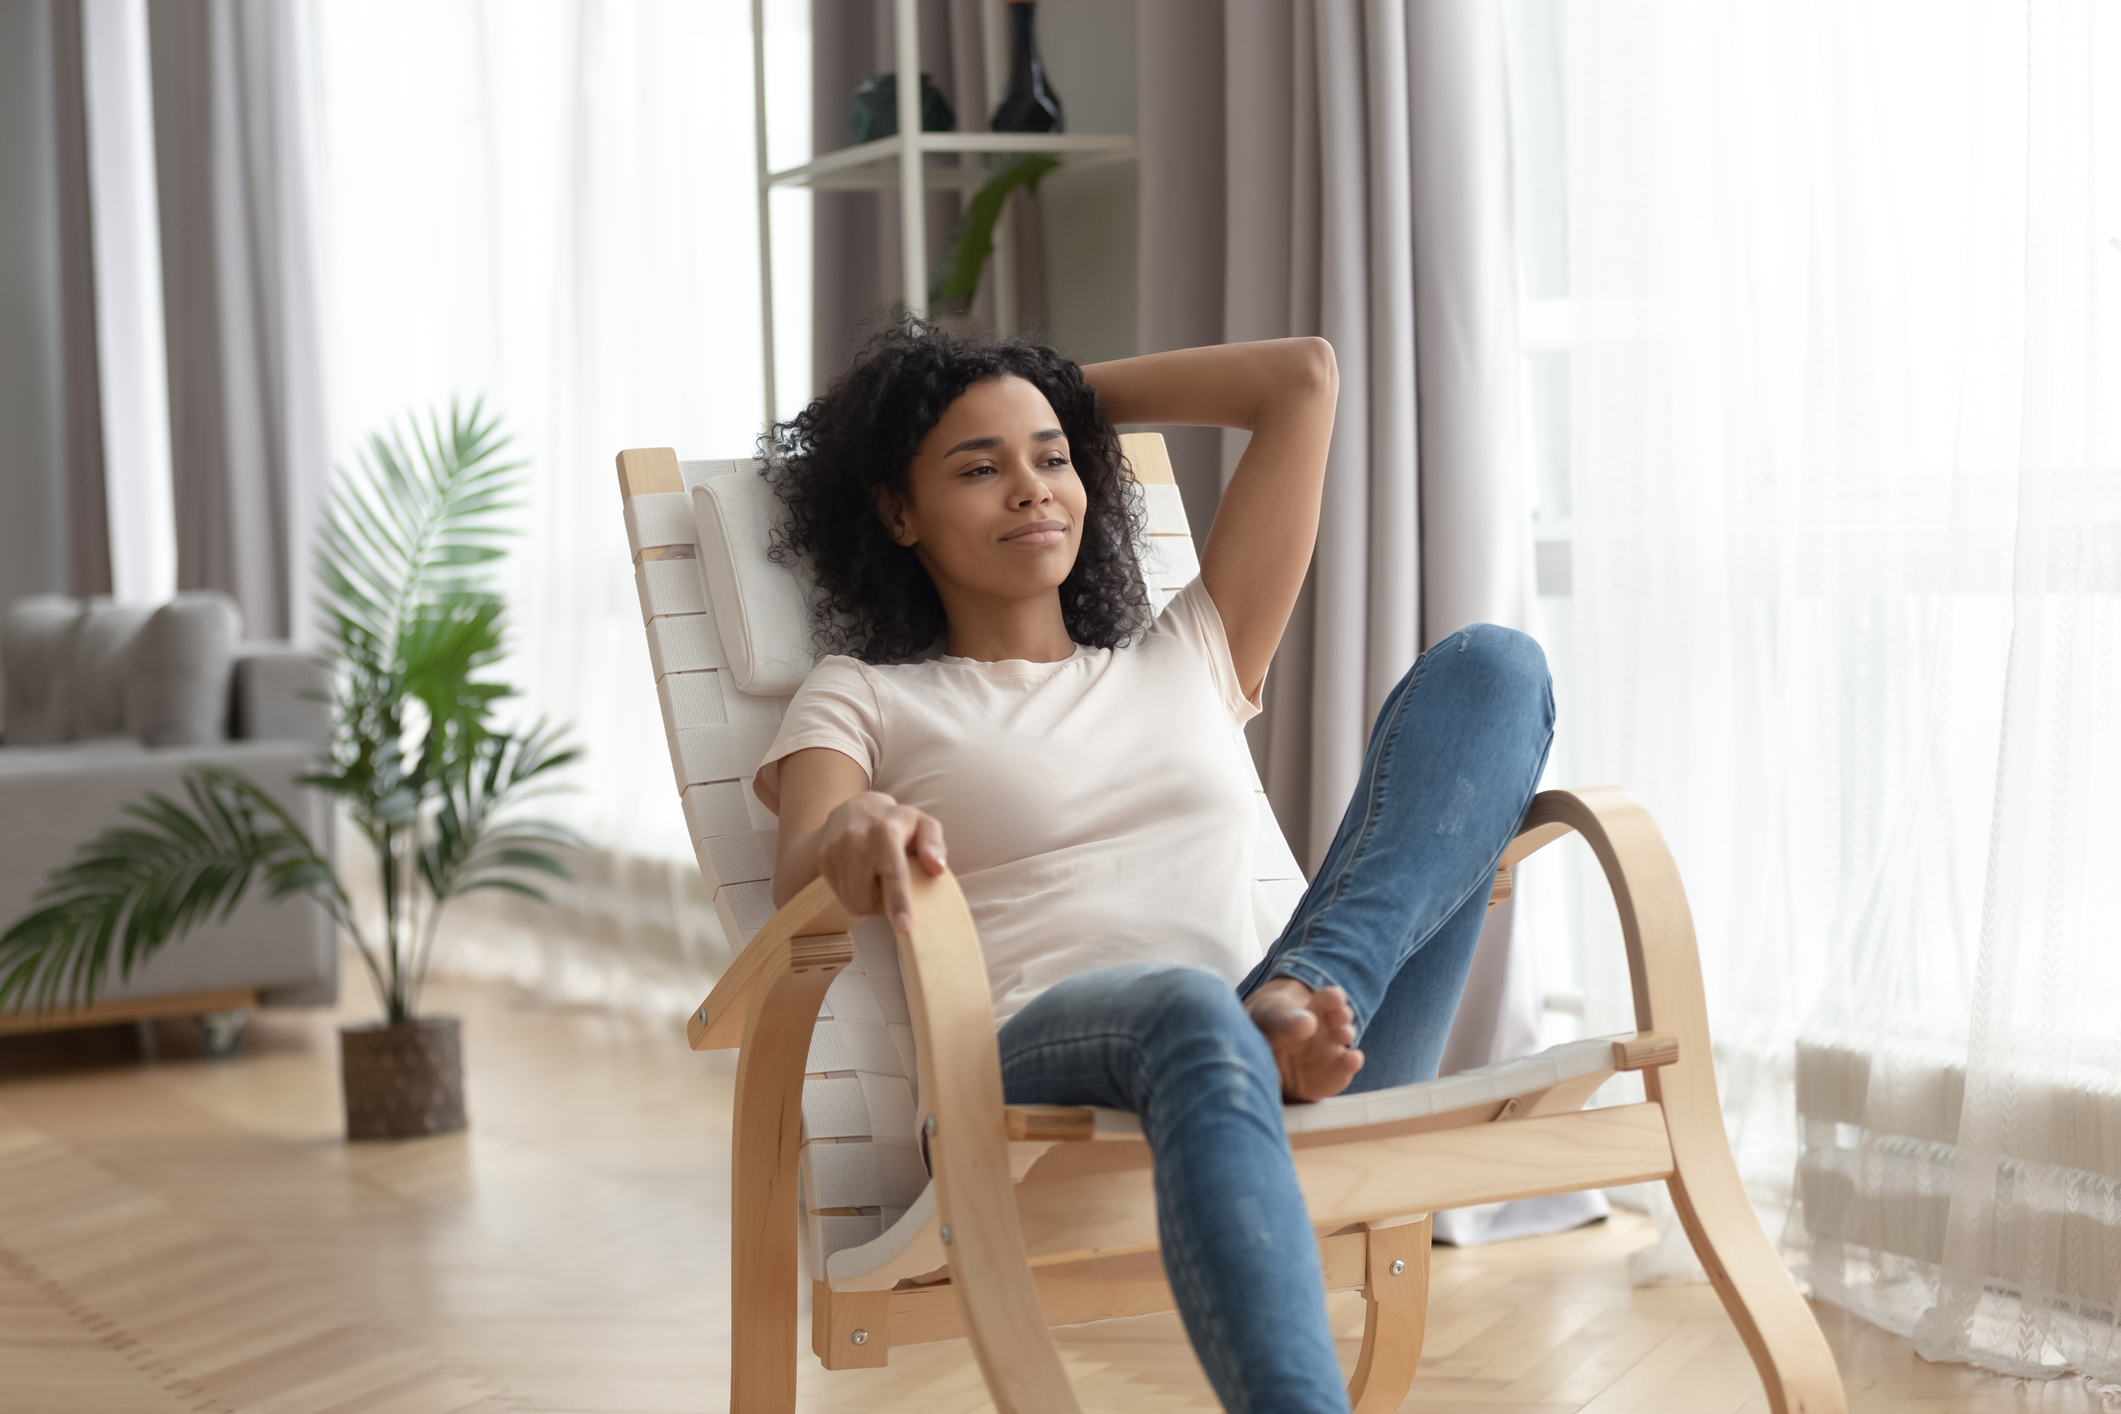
[1133,965,1253,1040]
[1422,623,1551,713]
[1000,965,1280,1117]
[1016,963,1257,1057]
[1128,967,1275,1081]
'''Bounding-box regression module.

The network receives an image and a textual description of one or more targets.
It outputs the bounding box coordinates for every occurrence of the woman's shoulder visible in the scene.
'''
[810,644,964,679]
[796,651,939,706]
[1136,578,1217,651]
[787,653,878,710]
[1129,578,1260,722]
[806,652,872,680]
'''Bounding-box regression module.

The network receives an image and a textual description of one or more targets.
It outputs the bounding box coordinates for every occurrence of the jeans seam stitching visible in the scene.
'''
[1285,648,1430,1001]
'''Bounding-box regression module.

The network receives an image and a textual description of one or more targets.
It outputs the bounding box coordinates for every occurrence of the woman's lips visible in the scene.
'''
[1000,520,1068,546]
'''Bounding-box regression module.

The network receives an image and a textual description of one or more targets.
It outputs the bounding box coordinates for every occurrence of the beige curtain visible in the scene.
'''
[48,0,115,602]
[149,0,327,642]
[1142,0,1584,1244]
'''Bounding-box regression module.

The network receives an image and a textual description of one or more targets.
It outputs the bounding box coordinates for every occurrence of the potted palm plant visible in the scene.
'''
[0,402,580,1139]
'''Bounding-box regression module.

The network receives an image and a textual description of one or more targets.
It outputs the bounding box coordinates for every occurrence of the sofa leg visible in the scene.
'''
[1346,1216,1430,1413]
[198,1009,248,1059]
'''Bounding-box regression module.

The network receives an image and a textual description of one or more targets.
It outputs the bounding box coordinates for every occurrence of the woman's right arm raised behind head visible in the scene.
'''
[1080,339,1335,703]
[770,746,948,933]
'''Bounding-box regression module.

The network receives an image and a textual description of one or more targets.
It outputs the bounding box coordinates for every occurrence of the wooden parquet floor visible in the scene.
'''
[1,969,2113,1414]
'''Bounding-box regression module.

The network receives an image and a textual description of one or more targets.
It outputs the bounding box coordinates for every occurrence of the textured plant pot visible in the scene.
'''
[340,1017,467,1140]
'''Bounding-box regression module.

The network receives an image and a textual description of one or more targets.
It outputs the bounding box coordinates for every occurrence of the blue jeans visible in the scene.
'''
[996,624,1554,1412]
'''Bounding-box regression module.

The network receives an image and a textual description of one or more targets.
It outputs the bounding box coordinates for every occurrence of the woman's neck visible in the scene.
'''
[939,589,1076,663]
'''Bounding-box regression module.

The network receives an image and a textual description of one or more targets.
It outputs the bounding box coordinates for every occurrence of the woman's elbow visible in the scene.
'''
[1287,336,1337,397]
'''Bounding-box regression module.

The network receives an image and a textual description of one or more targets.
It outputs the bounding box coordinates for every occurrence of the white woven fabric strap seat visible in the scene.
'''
[1080,1034,1626,1139]
[820,1035,1630,1290]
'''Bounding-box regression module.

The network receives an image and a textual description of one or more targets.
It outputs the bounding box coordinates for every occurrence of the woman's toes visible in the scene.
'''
[1287,1032,1365,1102]
[1269,1004,1320,1040]
[1246,981,1367,1102]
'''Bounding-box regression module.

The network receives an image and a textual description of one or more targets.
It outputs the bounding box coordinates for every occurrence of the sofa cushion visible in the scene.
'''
[125,592,242,747]
[2,595,85,746]
[232,646,332,747]
[0,737,150,778]
[691,470,818,696]
[71,600,154,739]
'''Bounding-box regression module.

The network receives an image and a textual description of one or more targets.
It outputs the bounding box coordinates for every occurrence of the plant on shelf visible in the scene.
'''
[929,153,1061,316]
[931,1,1066,319]
[0,401,581,1139]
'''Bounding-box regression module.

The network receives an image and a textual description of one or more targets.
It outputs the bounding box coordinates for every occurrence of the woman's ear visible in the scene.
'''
[874,484,916,547]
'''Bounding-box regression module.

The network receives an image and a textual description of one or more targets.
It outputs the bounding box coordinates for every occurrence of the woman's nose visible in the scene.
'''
[1011,468,1051,508]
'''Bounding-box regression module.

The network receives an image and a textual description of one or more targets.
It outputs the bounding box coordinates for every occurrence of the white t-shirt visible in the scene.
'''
[754,578,1266,1026]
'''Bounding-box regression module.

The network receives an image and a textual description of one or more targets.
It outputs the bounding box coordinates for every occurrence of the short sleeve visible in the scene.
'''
[752,655,881,815]
[1151,577,1263,725]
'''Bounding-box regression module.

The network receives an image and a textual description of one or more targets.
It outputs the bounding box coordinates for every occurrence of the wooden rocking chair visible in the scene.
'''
[614,435,1845,1413]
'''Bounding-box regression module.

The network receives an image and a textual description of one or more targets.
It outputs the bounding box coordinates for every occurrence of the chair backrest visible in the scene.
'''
[616,433,1309,1273]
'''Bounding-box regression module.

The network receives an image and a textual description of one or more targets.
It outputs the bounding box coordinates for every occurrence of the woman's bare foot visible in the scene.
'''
[1244,978,1364,1102]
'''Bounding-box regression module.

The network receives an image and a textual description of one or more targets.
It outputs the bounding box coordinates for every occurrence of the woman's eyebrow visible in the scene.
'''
[943,428,1066,456]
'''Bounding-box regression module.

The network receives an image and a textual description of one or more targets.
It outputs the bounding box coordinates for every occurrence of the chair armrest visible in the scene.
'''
[686,875,855,1050]
[699,875,858,1410]
[892,866,1077,1408]
[689,870,1072,1408]
[695,869,1075,1404]
[1497,789,1730,1202]
[231,645,331,748]
[1497,787,1704,1060]
[1507,793,1843,1409]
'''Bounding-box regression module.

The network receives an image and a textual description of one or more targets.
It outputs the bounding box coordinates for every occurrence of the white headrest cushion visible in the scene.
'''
[691,470,819,696]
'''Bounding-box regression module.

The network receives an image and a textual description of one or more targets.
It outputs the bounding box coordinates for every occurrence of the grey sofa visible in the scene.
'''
[0,592,337,1045]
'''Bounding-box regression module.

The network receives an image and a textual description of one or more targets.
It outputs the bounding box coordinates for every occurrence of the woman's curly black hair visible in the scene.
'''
[763,319,1150,664]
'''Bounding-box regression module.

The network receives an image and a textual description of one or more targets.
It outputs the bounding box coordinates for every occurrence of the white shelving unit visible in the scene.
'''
[747,0,1137,423]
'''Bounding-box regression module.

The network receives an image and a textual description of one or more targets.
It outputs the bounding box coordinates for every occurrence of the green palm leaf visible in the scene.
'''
[314,400,524,837]
[402,722,584,1013]
[929,154,1062,312]
[420,722,584,905]
[0,769,348,1015]
[315,400,522,660]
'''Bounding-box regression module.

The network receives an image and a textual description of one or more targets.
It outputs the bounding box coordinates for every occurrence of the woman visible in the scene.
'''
[753,324,1551,1412]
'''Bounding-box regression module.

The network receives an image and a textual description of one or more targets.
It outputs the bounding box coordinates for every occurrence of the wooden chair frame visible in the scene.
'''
[690,787,1847,1413]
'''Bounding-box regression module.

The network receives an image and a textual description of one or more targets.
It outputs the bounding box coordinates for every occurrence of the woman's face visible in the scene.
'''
[884,374,1087,607]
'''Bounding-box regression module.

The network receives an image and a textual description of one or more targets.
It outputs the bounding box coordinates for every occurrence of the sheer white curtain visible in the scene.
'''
[1558,0,2121,1381]
[312,0,810,1013]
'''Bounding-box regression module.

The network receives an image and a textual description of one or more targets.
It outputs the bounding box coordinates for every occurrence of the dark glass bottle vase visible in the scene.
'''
[991,1,1063,133]
[848,72,955,145]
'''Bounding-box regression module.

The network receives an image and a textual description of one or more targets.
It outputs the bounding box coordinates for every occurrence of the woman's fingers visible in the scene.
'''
[909,814,948,876]
[878,810,944,929]
[828,855,874,919]
[817,799,945,929]
[878,839,915,934]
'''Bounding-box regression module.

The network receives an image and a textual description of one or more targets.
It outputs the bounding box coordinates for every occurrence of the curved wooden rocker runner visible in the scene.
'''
[616,437,1846,1413]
